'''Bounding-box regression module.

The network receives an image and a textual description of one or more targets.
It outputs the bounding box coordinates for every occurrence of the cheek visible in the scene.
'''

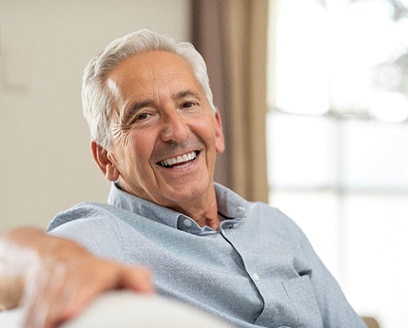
[196,118,218,147]
[124,133,153,168]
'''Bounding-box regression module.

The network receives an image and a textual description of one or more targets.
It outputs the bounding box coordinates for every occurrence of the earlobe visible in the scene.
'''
[91,141,120,182]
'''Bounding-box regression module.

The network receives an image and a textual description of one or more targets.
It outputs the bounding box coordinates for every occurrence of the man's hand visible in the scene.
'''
[0,228,154,328]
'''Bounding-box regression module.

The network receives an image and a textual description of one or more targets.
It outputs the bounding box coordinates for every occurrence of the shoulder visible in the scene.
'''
[243,201,316,254]
[48,202,127,231]
[247,201,303,233]
[47,202,131,261]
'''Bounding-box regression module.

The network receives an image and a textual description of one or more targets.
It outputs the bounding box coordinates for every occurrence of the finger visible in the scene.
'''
[22,260,68,328]
[42,264,75,328]
[119,265,154,294]
[57,263,154,321]
[22,265,51,328]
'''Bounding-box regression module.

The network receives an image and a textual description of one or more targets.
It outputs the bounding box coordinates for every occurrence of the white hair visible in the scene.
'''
[82,29,215,149]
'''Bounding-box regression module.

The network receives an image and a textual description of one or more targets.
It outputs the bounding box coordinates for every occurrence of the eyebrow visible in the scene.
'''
[173,90,202,101]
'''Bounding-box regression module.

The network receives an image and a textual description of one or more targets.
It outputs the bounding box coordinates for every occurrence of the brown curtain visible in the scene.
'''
[192,0,269,202]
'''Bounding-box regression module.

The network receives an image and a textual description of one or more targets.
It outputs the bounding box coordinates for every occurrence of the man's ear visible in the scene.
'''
[91,141,120,182]
[214,109,225,154]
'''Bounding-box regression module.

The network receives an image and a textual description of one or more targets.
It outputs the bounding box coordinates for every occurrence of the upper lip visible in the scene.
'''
[158,151,198,167]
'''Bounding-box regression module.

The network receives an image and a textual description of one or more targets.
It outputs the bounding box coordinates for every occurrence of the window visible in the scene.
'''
[267,0,408,326]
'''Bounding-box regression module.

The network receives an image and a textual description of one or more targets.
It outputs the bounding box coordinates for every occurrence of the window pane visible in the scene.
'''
[329,0,408,120]
[342,119,408,191]
[267,112,337,189]
[271,0,408,120]
[274,0,329,115]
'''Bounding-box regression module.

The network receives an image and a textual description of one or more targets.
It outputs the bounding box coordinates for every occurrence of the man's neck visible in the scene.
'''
[170,189,220,230]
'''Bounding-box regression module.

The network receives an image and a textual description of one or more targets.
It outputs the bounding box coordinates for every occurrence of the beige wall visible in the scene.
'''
[0,0,190,232]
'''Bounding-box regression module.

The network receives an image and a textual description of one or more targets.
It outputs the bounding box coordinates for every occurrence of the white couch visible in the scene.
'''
[0,291,234,327]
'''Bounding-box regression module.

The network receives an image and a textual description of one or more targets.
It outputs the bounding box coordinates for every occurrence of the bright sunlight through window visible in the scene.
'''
[267,0,408,327]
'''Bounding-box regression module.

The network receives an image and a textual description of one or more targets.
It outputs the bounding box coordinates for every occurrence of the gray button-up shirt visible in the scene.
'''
[48,183,366,328]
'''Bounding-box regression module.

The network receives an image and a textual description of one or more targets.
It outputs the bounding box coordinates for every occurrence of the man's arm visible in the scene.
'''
[0,227,153,328]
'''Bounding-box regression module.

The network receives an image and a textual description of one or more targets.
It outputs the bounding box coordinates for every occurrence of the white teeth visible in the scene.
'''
[160,151,197,167]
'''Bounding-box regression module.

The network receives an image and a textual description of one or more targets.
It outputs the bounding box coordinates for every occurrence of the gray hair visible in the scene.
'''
[81,29,215,149]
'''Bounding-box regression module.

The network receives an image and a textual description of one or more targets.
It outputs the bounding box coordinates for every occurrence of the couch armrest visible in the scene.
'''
[0,291,234,328]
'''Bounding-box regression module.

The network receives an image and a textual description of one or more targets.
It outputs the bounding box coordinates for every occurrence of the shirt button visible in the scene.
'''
[252,273,260,282]
[183,219,192,227]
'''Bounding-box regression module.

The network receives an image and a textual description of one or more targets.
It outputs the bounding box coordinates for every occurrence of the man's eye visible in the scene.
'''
[182,102,195,109]
[136,113,150,120]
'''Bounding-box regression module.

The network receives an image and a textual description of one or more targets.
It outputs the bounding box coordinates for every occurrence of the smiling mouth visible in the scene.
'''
[158,151,198,168]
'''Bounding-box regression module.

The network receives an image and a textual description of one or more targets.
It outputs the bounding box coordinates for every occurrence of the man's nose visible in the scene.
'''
[159,111,190,143]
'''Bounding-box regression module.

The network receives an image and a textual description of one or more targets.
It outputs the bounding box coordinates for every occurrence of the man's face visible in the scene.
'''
[102,51,224,210]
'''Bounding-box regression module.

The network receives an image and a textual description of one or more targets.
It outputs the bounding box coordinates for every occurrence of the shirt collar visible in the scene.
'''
[214,183,247,219]
[107,183,248,233]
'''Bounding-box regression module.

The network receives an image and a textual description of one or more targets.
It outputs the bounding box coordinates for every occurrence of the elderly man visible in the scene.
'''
[1,29,367,327]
